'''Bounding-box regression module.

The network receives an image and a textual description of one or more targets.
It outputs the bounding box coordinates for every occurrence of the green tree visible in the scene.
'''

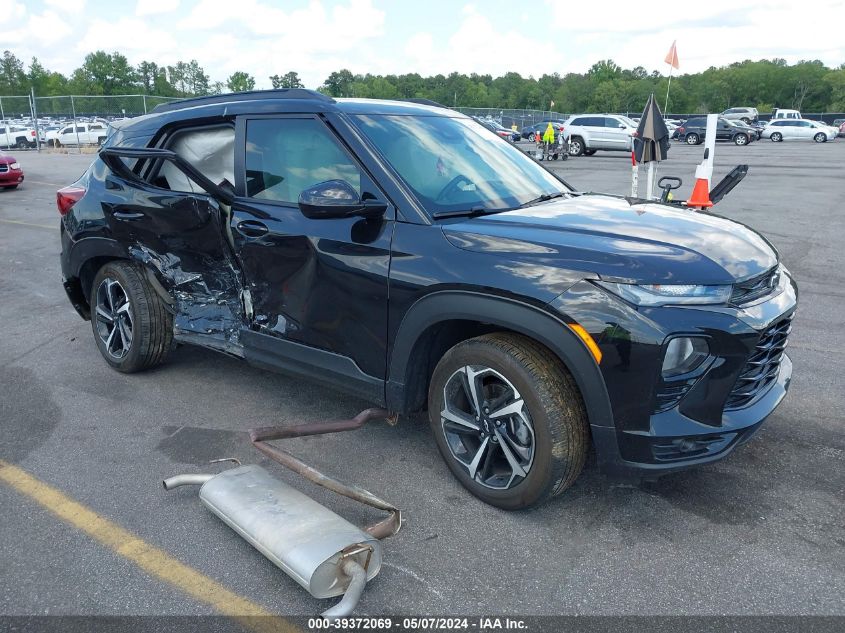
[226,71,255,92]
[321,69,354,96]
[270,71,304,89]
[0,50,27,95]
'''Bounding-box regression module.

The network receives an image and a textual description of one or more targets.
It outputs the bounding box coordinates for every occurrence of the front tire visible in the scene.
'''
[685,133,700,145]
[771,132,783,142]
[428,333,589,510]
[734,133,748,146]
[90,261,173,373]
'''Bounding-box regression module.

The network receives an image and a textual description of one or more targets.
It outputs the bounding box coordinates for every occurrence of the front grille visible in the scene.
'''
[731,267,779,305]
[0,164,8,173]
[726,313,793,409]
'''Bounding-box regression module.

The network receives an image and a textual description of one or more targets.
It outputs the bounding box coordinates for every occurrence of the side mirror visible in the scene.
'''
[298,180,386,220]
[618,124,626,129]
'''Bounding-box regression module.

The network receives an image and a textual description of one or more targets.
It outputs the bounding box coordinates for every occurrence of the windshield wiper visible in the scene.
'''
[519,192,568,208]
[432,206,507,220]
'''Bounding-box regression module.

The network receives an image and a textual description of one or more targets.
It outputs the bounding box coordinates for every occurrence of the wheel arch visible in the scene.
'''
[386,291,614,430]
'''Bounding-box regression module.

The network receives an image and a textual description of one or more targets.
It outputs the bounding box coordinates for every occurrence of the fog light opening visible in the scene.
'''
[662,336,709,378]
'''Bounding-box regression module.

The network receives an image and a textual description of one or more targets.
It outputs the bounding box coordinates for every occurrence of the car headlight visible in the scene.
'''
[596,281,731,306]
[10,162,20,170]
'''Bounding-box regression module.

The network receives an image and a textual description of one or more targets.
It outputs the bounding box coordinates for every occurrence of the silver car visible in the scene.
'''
[762,119,836,143]
[720,107,759,123]
[562,114,637,156]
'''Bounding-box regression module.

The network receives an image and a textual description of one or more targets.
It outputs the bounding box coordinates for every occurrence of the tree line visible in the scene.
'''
[2,49,844,115]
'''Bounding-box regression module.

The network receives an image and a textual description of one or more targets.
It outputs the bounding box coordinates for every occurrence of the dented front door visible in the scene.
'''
[229,114,392,382]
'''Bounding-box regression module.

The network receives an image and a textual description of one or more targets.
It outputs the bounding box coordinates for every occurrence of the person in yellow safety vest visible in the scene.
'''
[542,122,556,144]
[511,122,518,132]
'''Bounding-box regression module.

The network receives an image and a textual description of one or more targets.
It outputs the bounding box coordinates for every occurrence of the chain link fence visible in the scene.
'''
[1,93,181,152]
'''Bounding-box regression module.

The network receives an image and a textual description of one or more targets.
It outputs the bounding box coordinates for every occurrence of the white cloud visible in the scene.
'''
[45,0,86,13]
[136,0,180,16]
[76,18,178,55]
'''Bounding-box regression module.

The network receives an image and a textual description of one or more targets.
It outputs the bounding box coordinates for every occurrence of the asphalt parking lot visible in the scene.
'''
[1,140,843,622]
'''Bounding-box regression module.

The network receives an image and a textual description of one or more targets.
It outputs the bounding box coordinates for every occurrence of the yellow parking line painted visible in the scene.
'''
[0,218,54,230]
[0,460,300,633]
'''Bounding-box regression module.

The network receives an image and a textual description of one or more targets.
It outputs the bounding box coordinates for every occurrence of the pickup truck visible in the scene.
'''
[1,125,38,149]
[54,123,108,147]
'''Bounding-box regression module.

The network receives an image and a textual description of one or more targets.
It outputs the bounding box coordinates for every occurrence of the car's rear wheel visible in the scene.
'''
[734,133,748,146]
[91,261,173,373]
[428,333,589,510]
[771,132,783,142]
[813,132,826,143]
[741,117,751,124]
[568,136,585,156]
[15,139,27,150]
[685,133,700,145]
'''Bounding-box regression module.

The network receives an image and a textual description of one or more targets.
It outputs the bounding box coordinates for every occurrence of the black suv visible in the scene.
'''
[677,116,759,146]
[58,90,797,509]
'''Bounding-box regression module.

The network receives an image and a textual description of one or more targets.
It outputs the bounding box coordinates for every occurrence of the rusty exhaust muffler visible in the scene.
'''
[163,408,400,619]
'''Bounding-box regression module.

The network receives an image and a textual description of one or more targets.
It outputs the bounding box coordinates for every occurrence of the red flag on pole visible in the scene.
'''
[664,40,679,69]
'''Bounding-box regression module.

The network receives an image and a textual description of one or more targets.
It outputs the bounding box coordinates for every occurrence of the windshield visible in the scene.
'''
[352,114,567,217]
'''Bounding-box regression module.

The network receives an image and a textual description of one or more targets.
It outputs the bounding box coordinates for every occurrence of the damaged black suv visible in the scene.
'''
[59,89,796,509]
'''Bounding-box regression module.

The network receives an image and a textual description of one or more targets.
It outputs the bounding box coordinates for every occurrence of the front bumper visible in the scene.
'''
[592,353,791,479]
[550,271,797,479]
[0,170,24,186]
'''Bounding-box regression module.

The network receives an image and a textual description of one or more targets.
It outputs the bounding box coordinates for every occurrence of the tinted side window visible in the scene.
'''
[571,117,588,126]
[605,117,622,128]
[686,118,704,127]
[244,118,361,204]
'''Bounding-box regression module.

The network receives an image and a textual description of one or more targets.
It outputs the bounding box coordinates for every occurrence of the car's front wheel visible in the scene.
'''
[91,261,173,373]
[685,133,700,145]
[771,132,783,142]
[734,133,748,146]
[428,333,589,510]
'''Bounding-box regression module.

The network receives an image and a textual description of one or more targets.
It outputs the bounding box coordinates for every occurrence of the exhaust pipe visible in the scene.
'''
[162,473,213,490]
[164,408,400,618]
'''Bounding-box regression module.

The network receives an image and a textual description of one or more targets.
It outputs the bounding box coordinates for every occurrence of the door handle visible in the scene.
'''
[112,210,145,221]
[236,220,270,237]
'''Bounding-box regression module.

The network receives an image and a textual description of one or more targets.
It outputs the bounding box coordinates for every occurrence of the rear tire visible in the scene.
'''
[428,333,589,510]
[15,139,27,150]
[568,136,585,156]
[90,261,173,373]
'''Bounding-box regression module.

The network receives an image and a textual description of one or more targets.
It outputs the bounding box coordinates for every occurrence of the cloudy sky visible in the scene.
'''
[4,0,844,89]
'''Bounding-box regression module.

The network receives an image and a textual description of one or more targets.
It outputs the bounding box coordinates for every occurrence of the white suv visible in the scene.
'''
[562,114,637,156]
[55,123,108,147]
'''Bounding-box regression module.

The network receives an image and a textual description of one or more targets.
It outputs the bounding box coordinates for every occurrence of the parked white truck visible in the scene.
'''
[54,122,108,147]
[1,125,38,149]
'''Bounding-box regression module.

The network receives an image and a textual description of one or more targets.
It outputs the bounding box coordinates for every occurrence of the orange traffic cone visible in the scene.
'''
[687,177,713,208]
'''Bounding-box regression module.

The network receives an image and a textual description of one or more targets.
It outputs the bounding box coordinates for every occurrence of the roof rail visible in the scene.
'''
[152,89,336,113]
[399,98,450,110]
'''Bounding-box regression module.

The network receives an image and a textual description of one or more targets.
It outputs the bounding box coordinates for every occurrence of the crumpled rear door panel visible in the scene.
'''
[102,177,245,355]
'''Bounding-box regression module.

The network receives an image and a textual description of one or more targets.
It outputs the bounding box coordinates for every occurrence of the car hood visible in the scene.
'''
[442,194,778,285]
